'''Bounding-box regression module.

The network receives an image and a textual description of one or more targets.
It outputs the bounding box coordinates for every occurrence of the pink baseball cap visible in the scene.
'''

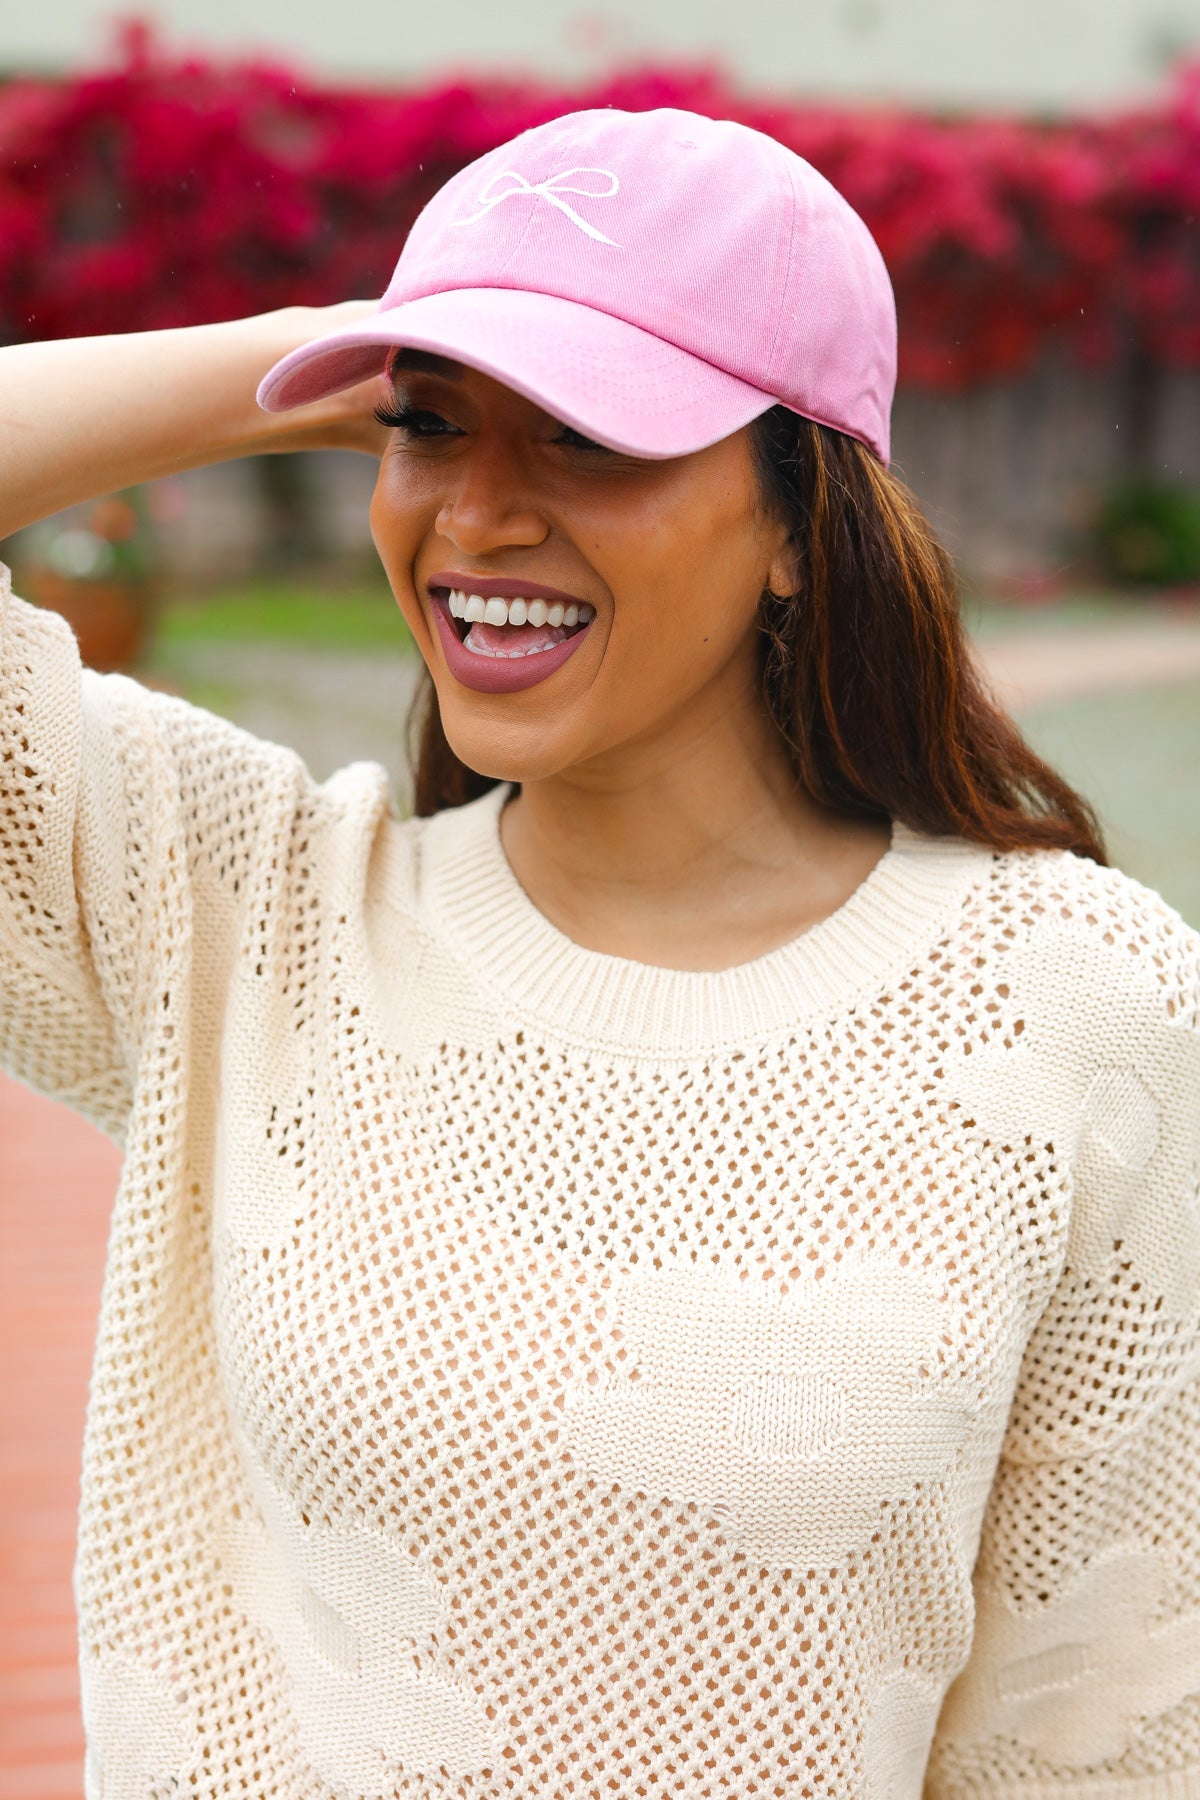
[257,107,897,463]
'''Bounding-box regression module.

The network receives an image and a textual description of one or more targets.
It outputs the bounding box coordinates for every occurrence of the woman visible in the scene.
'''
[2,106,1197,1799]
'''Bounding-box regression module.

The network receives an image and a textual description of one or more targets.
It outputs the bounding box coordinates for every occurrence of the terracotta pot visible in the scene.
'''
[25,570,156,673]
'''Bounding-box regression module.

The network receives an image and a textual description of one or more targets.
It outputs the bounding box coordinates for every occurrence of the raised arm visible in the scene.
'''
[0,302,387,538]
[0,305,392,1134]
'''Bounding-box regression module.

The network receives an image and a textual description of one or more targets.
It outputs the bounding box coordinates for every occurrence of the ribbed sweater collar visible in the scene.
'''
[421,785,995,1056]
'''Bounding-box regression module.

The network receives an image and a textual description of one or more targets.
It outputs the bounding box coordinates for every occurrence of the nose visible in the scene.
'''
[435,441,549,558]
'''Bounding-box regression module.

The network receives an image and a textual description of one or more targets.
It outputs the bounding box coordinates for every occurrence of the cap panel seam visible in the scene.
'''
[762,156,800,384]
[427,115,615,285]
[454,192,539,285]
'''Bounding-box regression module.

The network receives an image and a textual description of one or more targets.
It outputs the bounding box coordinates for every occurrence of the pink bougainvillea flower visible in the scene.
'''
[0,25,1197,391]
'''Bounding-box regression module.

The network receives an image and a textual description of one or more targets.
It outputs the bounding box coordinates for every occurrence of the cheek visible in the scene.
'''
[605,506,765,680]
[369,462,414,567]
[369,464,437,636]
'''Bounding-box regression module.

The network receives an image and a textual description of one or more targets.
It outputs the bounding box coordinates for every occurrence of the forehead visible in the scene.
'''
[389,348,464,382]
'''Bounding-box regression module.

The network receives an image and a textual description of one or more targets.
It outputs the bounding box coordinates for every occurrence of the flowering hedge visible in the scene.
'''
[2,26,1198,388]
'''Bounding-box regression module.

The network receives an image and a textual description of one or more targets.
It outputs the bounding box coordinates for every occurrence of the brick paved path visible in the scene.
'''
[0,1075,118,1800]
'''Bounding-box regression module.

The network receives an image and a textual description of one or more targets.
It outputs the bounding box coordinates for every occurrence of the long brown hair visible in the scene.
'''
[407,407,1107,864]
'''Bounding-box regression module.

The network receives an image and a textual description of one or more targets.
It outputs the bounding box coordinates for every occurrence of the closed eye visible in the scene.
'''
[373,401,462,437]
[554,423,613,453]
[373,398,615,455]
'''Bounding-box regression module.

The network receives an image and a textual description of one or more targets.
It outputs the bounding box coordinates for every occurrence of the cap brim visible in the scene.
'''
[256,288,780,459]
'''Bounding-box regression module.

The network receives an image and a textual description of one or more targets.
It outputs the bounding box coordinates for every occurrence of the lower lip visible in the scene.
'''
[430,597,593,695]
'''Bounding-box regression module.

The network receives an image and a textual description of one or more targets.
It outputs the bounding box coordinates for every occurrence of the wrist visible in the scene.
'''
[219,302,382,458]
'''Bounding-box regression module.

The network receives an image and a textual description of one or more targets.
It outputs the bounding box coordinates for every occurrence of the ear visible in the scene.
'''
[765,525,799,602]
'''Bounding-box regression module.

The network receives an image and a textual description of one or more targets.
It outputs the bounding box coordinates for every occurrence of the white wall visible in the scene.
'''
[2,0,1198,111]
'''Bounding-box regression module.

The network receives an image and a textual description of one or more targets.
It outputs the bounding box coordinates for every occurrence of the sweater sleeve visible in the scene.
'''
[0,564,314,1140]
[926,887,1200,1797]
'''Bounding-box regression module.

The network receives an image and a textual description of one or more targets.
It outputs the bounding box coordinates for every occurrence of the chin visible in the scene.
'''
[437,704,586,789]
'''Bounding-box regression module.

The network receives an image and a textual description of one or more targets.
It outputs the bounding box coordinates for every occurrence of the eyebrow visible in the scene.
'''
[389,349,465,381]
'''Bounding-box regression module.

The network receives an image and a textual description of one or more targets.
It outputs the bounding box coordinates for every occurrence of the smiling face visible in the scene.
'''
[369,352,794,788]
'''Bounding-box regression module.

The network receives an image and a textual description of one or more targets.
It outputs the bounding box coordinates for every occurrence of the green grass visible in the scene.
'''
[154,578,415,654]
[157,578,1196,656]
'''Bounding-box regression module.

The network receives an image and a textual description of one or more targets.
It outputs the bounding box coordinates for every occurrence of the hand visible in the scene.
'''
[256,301,393,461]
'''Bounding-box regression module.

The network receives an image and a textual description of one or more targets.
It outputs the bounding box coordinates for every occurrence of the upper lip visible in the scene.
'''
[427,570,590,606]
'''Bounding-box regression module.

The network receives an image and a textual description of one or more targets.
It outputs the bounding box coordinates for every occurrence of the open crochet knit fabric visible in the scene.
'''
[2,568,1199,1799]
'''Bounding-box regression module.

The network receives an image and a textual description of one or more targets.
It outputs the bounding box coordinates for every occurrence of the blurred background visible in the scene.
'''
[2,5,1199,1796]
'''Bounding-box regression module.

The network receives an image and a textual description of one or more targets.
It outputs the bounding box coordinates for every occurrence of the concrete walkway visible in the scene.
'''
[976,615,1200,710]
[2,606,1198,1797]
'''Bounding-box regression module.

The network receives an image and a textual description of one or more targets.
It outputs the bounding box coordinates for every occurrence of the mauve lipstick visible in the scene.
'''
[429,592,593,696]
[427,571,591,606]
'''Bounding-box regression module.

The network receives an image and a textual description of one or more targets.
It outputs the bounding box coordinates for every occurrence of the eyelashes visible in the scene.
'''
[372,399,612,455]
[372,401,451,435]
[556,424,611,453]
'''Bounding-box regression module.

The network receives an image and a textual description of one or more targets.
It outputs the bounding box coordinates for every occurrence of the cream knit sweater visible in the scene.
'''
[2,568,1199,1800]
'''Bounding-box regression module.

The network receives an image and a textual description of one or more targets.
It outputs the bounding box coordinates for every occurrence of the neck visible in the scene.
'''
[498,672,891,971]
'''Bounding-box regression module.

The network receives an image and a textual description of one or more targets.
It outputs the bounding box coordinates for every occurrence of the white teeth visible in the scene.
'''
[462,625,568,658]
[444,589,595,630]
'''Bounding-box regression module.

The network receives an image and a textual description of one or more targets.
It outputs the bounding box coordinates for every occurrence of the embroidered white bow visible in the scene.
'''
[455,167,621,245]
